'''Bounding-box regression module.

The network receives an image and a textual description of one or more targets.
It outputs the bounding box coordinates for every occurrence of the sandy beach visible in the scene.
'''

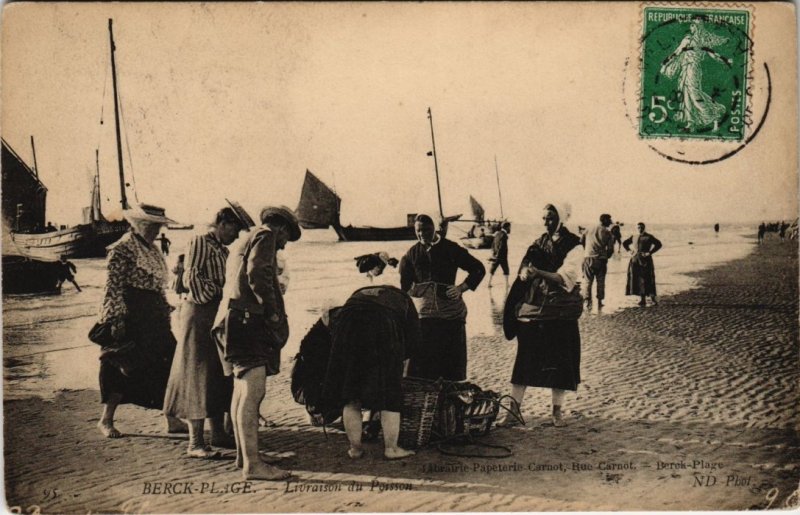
[4,238,799,512]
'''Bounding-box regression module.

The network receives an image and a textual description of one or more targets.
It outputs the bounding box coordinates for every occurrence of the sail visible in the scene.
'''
[469,195,485,223]
[296,170,341,229]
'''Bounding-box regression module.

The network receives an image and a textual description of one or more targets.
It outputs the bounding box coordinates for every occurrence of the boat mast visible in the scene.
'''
[108,19,129,210]
[427,107,444,218]
[494,154,505,219]
[30,136,39,177]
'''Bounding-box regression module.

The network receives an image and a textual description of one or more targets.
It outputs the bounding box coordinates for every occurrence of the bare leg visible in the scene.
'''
[381,411,414,459]
[343,402,364,458]
[232,379,243,467]
[552,388,567,427]
[496,384,526,426]
[235,367,289,480]
[98,393,123,438]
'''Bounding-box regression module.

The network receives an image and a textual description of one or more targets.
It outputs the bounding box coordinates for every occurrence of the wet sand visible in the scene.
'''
[4,239,799,512]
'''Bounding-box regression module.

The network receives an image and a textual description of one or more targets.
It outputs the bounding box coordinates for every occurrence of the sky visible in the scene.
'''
[2,2,797,230]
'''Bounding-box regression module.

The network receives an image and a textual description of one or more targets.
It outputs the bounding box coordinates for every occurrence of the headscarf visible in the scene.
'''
[543,202,572,231]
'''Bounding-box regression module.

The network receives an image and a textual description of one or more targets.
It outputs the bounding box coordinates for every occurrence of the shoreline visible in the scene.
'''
[4,239,799,512]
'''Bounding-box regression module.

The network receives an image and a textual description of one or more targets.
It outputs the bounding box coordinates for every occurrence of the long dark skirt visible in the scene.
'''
[321,306,405,412]
[625,257,657,296]
[511,320,580,391]
[99,288,177,409]
[163,300,232,419]
[407,318,466,381]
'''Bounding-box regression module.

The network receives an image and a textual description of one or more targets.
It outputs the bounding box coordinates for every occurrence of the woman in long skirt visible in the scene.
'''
[499,202,583,427]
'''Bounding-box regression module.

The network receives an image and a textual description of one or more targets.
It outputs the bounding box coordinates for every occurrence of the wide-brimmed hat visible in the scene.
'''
[123,203,176,225]
[225,199,256,231]
[260,205,302,242]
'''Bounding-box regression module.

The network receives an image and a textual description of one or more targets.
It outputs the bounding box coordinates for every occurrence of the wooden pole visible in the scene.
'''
[427,107,444,218]
[109,19,128,210]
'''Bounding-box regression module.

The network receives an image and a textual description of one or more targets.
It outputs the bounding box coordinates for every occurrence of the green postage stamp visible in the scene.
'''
[639,7,751,141]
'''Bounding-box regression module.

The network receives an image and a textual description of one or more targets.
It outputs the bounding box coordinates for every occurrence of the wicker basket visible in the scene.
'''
[399,377,444,449]
[434,383,501,440]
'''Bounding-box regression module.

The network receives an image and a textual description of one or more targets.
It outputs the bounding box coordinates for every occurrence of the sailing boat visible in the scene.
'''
[10,19,132,260]
[459,155,511,250]
[296,170,342,229]
[295,108,460,242]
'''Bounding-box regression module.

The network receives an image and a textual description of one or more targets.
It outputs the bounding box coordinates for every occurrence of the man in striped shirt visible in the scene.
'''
[164,204,254,458]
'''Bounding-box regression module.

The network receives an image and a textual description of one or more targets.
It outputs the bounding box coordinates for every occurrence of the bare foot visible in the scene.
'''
[236,451,289,468]
[348,447,364,459]
[243,463,291,481]
[98,421,122,438]
[384,447,415,460]
[187,446,221,459]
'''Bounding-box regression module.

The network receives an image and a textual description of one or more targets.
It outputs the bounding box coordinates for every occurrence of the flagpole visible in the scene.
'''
[427,107,444,218]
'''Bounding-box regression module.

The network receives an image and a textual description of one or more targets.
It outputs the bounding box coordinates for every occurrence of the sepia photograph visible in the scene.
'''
[2,2,798,512]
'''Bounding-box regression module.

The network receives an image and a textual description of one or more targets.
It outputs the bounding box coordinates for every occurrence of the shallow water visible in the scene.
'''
[3,223,756,400]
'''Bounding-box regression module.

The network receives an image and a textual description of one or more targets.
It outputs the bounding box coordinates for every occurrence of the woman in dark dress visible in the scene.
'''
[399,214,485,381]
[320,285,422,459]
[498,203,583,427]
[623,222,663,306]
[95,204,182,438]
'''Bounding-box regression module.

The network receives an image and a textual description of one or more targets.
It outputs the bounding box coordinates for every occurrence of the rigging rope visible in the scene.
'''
[116,89,140,204]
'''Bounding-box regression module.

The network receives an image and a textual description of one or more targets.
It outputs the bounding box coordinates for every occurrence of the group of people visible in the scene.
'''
[91,198,665,481]
[578,215,663,309]
[94,201,299,480]
[758,220,798,243]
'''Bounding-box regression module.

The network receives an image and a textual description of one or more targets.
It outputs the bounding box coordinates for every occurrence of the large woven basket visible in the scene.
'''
[435,384,501,440]
[399,377,444,449]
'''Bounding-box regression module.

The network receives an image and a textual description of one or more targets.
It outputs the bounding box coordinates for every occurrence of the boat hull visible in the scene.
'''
[2,255,61,294]
[11,220,129,260]
[461,236,494,249]
[333,223,416,242]
[299,221,330,230]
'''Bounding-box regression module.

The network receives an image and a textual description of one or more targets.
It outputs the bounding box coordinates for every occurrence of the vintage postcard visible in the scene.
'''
[2,2,798,512]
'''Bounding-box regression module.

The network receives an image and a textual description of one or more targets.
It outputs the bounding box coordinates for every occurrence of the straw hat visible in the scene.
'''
[123,203,176,225]
[225,199,256,231]
[260,205,302,242]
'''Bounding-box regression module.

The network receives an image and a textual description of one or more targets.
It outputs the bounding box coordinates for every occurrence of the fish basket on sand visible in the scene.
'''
[399,377,444,449]
[435,382,501,440]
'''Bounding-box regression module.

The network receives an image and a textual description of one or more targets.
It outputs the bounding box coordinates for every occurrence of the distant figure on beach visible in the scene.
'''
[355,252,399,281]
[488,222,511,288]
[94,204,182,439]
[163,203,253,459]
[171,254,189,298]
[315,286,421,460]
[56,254,81,292]
[610,222,623,254]
[156,233,172,256]
[623,222,663,306]
[779,221,788,241]
[714,223,720,233]
[212,206,300,481]
[44,221,58,233]
[499,202,583,428]
[757,222,766,244]
[399,213,485,381]
[581,213,615,309]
